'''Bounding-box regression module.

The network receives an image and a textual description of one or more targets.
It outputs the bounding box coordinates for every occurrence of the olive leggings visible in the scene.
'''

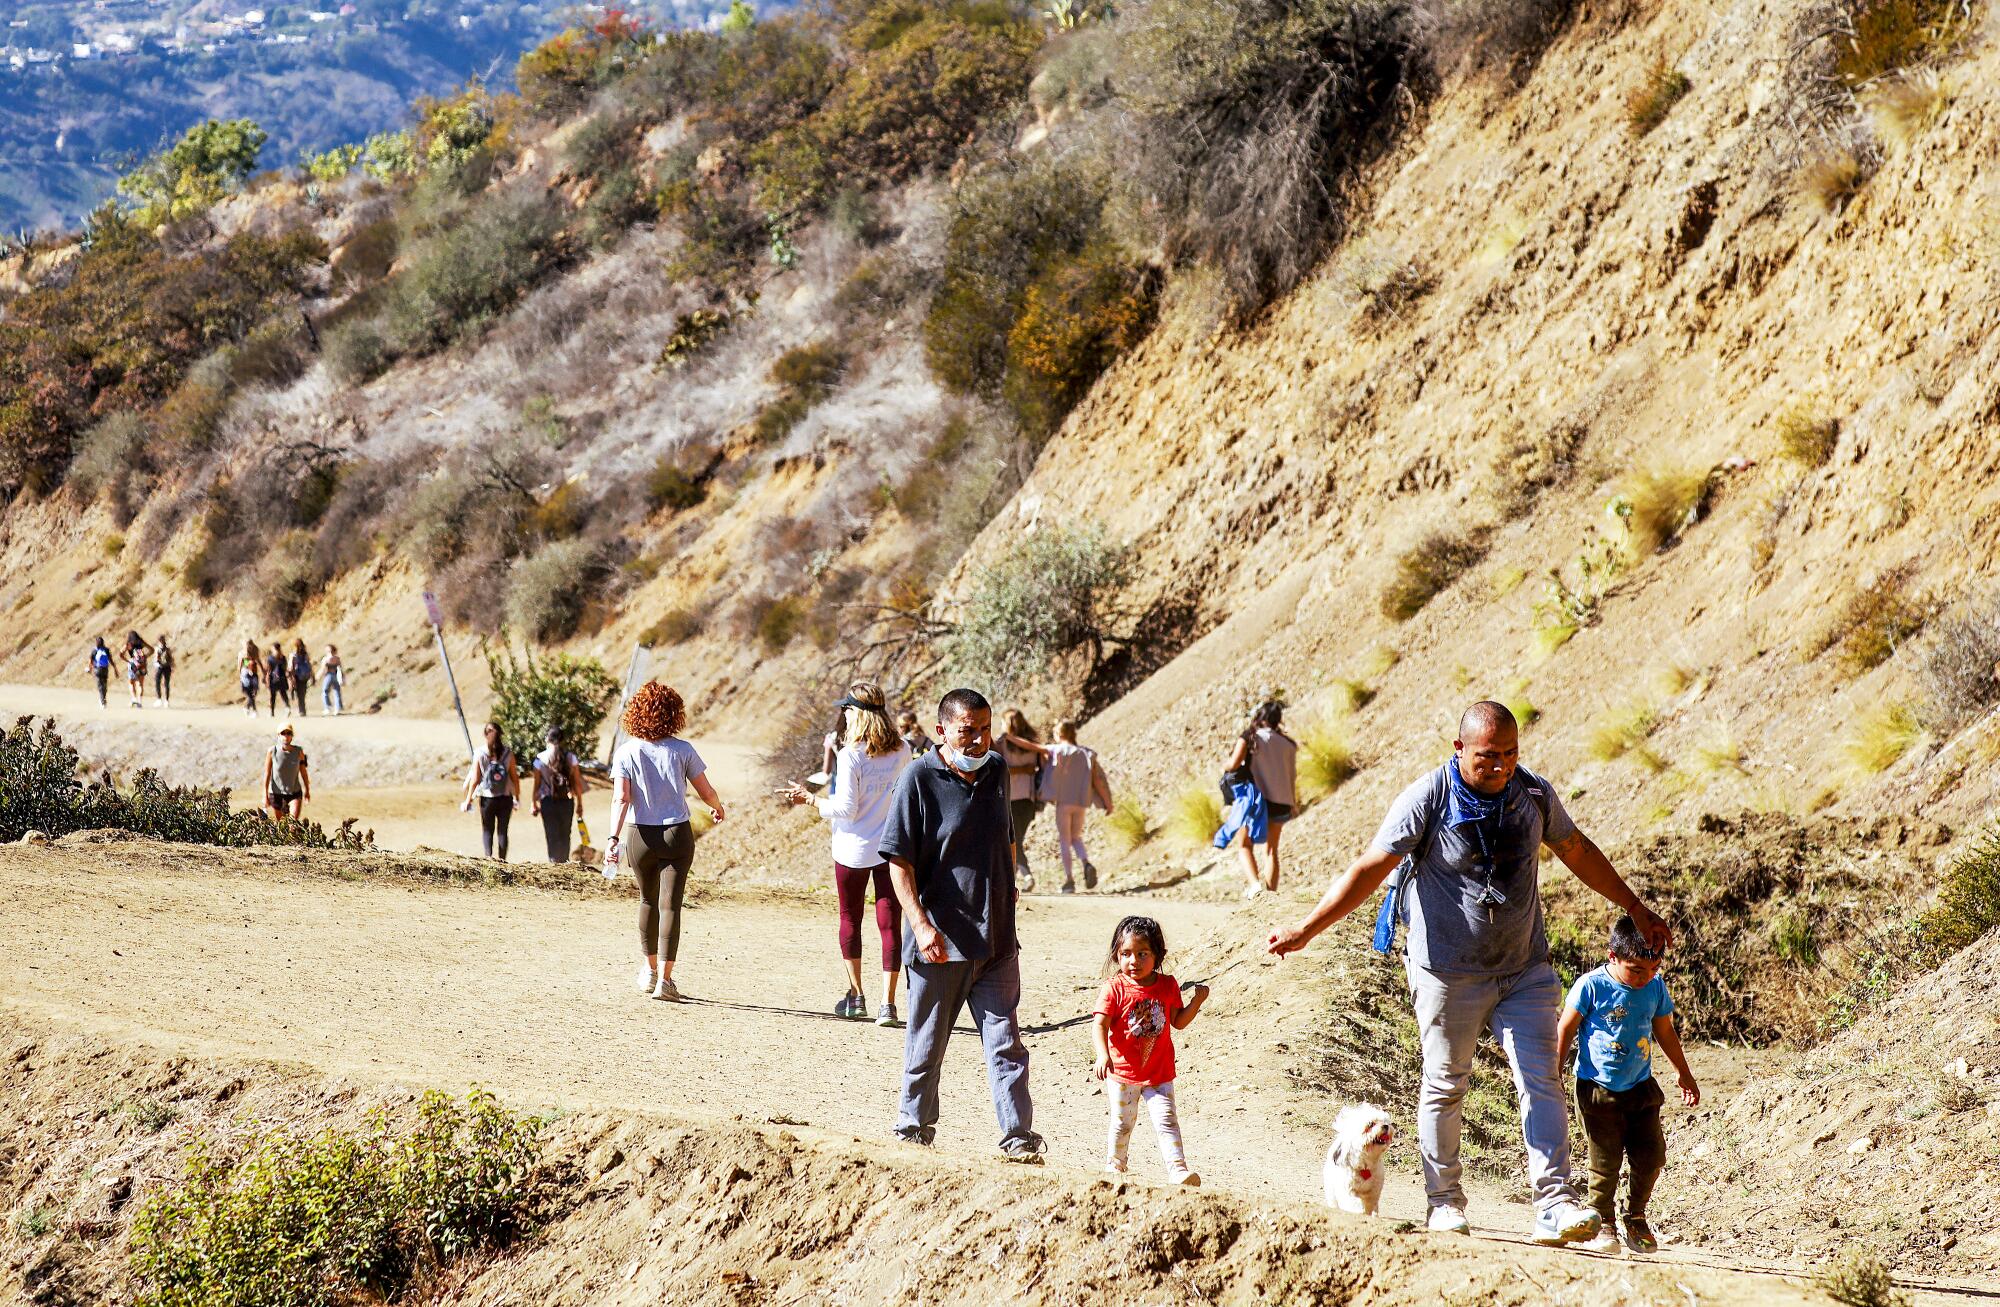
[630,821,696,962]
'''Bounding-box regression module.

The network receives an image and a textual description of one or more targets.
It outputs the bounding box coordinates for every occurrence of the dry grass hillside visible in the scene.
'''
[973,0,2000,885]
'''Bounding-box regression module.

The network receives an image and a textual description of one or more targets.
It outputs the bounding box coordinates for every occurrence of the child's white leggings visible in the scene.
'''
[1055,804,1087,882]
[1107,1078,1187,1173]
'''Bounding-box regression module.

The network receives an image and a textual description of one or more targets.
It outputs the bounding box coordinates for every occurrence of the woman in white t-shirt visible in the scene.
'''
[605,682,725,1002]
[786,681,911,1026]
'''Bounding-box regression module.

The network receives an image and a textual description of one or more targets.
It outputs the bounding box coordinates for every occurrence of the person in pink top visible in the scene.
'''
[1091,915,1209,1185]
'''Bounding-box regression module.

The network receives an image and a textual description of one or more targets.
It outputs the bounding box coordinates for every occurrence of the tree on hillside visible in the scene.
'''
[485,645,621,762]
[946,522,1134,700]
[117,118,269,224]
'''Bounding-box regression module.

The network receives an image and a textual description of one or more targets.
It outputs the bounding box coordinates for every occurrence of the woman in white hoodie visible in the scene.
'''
[787,681,912,1026]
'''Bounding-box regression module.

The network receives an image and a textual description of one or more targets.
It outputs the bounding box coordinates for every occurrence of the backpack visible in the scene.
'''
[483,749,512,794]
[1371,767,1553,957]
[545,751,574,801]
[91,647,110,672]
[158,646,173,671]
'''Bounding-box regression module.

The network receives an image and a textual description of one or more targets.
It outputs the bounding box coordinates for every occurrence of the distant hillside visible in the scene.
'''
[0,0,749,232]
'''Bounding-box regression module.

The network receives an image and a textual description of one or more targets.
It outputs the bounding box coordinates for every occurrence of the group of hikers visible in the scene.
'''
[84,631,174,708]
[457,720,592,864]
[79,633,348,718]
[235,639,346,716]
[596,682,1695,1252]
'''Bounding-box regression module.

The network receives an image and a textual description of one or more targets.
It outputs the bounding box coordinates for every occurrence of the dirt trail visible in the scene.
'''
[0,682,763,859]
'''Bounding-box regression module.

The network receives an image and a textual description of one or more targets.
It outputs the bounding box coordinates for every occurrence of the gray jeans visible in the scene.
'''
[896,952,1034,1149]
[1407,959,1578,1214]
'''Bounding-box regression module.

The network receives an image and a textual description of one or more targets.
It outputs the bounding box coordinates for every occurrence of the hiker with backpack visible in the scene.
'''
[237,640,261,715]
[1217,701,1298,900]
[532,724,586,863]
[1265,700,1671,1249]
[460,723,521,860]
[86,637,113,707]
[122,631,151,709]
[153,635,174,706]
[289,641,314,718]
[264,642,290,716]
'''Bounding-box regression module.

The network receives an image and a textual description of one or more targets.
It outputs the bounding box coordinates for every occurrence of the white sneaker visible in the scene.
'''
[1580,1230,1622,1254]
[1243,883,1262,900]
[1533,1201,1603,1246]
[635,964,656,994]
[1427,1204,1470,1234]
[1168,1169,1201,1187]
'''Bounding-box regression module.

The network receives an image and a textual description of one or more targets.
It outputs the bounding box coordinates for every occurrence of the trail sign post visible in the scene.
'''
[602,643,651,765]
[423,590,477,768]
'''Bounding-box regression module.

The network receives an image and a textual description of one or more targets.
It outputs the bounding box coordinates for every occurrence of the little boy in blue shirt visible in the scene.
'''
[1556,914,1700,1253]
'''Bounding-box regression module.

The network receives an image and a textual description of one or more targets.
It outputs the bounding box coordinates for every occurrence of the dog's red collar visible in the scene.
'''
[1357,1168,1371,1180]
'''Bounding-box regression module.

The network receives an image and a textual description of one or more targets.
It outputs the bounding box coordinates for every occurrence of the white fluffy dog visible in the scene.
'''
[1323,1103,1396,1215]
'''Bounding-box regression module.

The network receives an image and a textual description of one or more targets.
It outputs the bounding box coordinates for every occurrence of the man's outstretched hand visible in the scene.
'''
[1266,924,1309,958]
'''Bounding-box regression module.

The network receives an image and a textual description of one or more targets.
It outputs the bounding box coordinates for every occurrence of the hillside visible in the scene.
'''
[1,0,1999,1294]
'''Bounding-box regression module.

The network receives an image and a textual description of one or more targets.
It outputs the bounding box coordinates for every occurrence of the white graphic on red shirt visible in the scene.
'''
[1124,996,1167,1070]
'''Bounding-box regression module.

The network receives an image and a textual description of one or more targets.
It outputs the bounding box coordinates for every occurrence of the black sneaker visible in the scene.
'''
[1083,861,1098,890]
[834,991,861,1018]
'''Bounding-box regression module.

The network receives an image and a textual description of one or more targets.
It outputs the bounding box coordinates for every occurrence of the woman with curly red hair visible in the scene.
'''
[604,681,725,1002]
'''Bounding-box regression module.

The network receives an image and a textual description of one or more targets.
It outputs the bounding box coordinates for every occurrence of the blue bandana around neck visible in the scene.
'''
[1445,758,1507,828]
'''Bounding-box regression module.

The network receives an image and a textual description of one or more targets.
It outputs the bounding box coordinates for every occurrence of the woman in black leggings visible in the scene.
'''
[603,682,725,1002]
[459,722,520,859]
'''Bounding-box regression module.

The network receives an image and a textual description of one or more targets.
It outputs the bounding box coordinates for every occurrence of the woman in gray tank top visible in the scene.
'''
[1223,701,1297,898]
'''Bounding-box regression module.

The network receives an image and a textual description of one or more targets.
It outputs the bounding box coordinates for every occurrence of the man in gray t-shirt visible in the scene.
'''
[1267,701,1669,1247]
[879,687,1041,1161]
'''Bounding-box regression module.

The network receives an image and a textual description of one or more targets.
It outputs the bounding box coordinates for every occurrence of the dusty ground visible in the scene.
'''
[0,838,1851,1307]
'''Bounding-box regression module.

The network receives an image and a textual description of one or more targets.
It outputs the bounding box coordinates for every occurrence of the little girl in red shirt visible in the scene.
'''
[1092,915,1209,1185]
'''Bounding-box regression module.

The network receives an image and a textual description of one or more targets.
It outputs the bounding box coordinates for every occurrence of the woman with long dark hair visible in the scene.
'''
[237,639,261,716]
[997,708,1048,893]
[1223,700,1298,898]
[604,682,725,1002]
[459,722,521,860]
[786,681,910,1025]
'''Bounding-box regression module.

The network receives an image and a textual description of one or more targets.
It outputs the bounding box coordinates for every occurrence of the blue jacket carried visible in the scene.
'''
[1212,780,1268,849]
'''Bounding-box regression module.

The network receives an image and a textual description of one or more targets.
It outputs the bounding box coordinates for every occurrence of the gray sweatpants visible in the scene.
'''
[1407,959,1579,1214]
[896,952,1034,1149]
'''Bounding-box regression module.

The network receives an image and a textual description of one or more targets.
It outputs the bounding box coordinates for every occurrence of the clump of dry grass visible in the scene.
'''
[1328,678,1375,712]
[1775,405,1840,466]
[1614,463,1709,562]
[1588,703,1658,762]
[1871,68,1952,149]
[1105,794,1151,852]
[1165,783,1222,847]
[1842,701,1924,774]
[1916,595,2000,731]
[1624,57,1690,136]
[1800,146,1867,215]
[1811,564,1929,672]
[1296,717,1357,801]
[1693,730,1749,776]
[1835,0,1975,87]
[1381,531,1489,621]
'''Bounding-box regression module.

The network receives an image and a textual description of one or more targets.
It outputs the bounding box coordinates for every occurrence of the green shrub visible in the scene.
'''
[324,318,392,385]
[647,459,708,512]
[129,1089,548,1307]
[383,192,564,360]
[519,11,656,116]
[579,167,653,249]
[0,716,357,848]
[753,343,847,445]
[1918,825,2000,962]
[1624,57,1690,136]
[1381,531,1489,621]
[1105,793,1150,851]
[331,218,400,291]
[117,118,267,224]
[1002,240,1158,439]
[947,522,1132,699]
[527,480,591,542]
[229,316,314,391]
[254,529,319,627]
[754,594,809,653]
[923,155,1106,399]
[657,308,733,369]
[643,606,705,646]
[485,645,620,760]
[303,143,363,182]
[504,540,604,643]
